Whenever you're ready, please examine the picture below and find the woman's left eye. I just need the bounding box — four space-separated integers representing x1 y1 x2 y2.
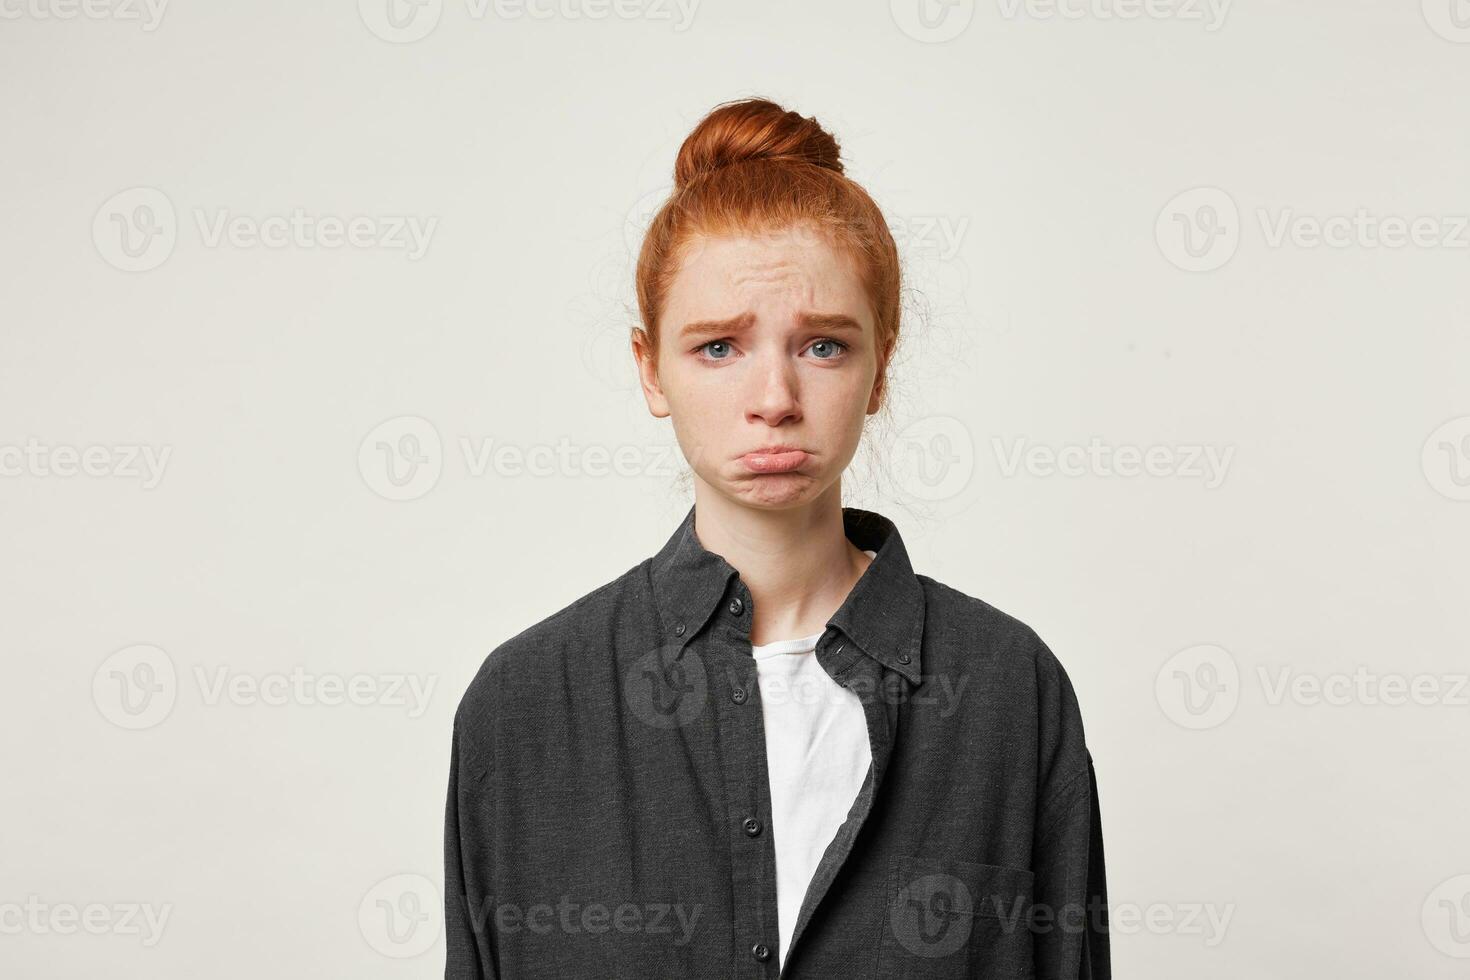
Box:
808 339 848 359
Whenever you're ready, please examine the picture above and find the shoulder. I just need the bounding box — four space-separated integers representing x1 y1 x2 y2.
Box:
917 574 1070 679
917 574 1095 794
916 574 1089 740
454 559 651 729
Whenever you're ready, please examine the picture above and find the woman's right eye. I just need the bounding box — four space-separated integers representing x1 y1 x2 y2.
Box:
697 340 734 360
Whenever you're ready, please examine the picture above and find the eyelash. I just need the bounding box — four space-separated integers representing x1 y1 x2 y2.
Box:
695 338 850 361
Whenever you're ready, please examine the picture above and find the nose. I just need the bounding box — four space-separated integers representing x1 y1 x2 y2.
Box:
744 349 800 427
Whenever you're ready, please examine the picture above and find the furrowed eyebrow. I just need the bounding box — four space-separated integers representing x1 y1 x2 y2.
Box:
679 312 756 340
678 311 863 339
798 313 864 333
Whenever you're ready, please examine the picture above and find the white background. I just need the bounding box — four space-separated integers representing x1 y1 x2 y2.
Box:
2 1 1468 976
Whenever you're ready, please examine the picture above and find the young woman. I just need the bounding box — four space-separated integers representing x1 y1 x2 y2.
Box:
444 97 1109 979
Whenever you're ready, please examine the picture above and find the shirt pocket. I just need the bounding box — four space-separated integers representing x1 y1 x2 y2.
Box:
874 854 1036 979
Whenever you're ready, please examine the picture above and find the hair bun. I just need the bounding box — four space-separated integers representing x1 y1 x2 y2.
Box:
673 97 844 189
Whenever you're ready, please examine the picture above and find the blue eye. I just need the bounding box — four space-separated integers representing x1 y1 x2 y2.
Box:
699 340 733 360
809 339 848 359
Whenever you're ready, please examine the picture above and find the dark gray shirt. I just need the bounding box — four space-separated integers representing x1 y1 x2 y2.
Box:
445 505 1109 978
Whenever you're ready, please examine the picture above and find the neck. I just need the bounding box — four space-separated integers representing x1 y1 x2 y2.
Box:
690 479 873 646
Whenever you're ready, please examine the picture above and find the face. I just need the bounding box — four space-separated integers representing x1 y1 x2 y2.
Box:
633 227 885 510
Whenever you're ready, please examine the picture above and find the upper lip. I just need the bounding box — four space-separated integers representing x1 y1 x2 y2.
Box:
745 445 804 455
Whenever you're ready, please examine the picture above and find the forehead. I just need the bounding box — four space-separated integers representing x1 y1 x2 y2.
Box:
662 231 869 326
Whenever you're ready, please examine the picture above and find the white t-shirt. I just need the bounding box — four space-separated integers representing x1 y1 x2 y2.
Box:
750 549 876 971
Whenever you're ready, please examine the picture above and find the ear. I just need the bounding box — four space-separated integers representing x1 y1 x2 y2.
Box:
631 329 671 419
866 346 889 415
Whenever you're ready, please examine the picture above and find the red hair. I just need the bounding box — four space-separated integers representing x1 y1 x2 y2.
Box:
634 97 901 401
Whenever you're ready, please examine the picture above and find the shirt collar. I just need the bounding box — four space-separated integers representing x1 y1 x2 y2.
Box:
648 503 926 684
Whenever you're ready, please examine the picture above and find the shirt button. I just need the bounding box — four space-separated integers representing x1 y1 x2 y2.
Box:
898 653 911 665
750 942 771 962
728 597 744 616
731 688 747 704
742 816 762 837
674 622 686 636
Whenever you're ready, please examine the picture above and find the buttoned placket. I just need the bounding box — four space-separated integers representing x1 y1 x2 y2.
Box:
675 573 912 978
776 634 906 977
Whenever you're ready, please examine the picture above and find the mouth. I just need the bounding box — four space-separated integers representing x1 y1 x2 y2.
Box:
738 446 811 474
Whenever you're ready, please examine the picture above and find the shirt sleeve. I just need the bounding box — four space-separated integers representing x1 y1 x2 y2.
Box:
444 717 495 979
1032 749 1111 979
